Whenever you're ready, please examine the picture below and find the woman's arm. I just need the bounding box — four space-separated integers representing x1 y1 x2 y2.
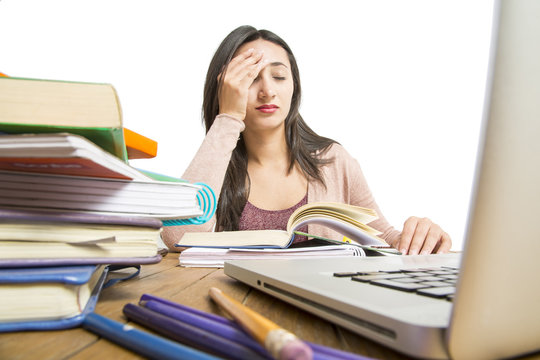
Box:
161 114 244 251
336 146 451 254
308 144 401 246
338 147 403 246
311 144 451 253
163 48 269 251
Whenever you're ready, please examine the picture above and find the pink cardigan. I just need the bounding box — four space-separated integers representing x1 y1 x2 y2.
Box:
161 114 401 251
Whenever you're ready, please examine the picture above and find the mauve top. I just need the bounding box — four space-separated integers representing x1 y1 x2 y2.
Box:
162 114 401 251
238 193 309 244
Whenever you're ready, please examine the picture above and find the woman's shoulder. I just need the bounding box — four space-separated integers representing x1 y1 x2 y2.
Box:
318 142 356 162
318 142 365 183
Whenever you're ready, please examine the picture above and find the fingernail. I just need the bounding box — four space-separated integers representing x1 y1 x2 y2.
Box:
400 249 407 255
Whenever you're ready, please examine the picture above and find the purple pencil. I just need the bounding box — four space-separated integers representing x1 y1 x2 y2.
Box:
141 299 271 357
140 293 231 325
123 303 268 360
139 294 372 360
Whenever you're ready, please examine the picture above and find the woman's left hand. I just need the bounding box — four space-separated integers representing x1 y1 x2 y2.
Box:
395 217 452 255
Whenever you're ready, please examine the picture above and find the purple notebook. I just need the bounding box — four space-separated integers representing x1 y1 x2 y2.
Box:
0 208 162 228
0 254 162 268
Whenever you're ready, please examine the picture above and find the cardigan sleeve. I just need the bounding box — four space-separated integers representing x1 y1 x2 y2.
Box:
161 114 245 251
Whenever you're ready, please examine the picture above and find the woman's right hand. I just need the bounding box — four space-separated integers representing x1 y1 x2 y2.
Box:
218 48 268 121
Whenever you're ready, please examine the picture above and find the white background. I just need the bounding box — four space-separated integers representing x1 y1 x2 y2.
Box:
0 0 495 250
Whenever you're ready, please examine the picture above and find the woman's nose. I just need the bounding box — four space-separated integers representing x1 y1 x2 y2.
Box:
258 77 276 99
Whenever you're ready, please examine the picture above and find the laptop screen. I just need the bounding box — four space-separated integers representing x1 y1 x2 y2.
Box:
448 0 540 358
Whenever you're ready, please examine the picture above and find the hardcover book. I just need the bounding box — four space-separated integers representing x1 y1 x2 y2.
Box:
0 265 108 332
0 76 127 160
124 128 158 159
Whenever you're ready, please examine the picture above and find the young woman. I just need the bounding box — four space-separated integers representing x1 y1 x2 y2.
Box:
162 25 451 255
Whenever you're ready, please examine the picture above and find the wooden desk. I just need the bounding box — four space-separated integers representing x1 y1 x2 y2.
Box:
1 255 539 360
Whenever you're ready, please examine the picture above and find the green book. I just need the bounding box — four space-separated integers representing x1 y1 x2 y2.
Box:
0 77 127 161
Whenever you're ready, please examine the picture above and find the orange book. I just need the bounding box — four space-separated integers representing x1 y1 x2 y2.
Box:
124 128 158 159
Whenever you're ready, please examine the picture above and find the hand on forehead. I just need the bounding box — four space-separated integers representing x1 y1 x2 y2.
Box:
235 39 291 70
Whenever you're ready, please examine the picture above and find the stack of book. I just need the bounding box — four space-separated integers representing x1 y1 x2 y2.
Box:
0 76 215 331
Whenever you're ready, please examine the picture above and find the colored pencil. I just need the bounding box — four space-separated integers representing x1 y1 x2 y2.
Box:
140 298 271 358
140 293 231 325
123 303 269 360
83 312 218 360
139 295 372 360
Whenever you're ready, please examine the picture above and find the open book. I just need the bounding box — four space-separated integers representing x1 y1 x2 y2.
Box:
176 202 388 249
179 238 400 268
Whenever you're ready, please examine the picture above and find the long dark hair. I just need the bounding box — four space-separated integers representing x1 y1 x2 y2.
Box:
203 25 336 231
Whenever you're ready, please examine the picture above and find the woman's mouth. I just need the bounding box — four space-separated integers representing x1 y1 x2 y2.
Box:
256 104 279 114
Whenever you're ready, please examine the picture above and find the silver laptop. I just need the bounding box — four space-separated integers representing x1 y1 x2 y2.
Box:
224 1 540 359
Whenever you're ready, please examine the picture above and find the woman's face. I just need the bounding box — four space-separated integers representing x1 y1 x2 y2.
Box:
236 39 294 132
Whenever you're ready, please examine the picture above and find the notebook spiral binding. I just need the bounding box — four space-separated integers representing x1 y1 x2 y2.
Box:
162 182 216 226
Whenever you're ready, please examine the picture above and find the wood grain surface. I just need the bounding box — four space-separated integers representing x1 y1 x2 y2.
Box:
1 255 538 360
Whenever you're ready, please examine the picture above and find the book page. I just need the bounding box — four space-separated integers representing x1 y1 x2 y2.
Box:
287 202 378 229
290 217 387 246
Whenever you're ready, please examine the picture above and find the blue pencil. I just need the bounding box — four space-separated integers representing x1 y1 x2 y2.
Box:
83 312 218 360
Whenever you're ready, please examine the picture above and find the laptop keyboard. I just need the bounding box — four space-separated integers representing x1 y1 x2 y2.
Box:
333 267 458 301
